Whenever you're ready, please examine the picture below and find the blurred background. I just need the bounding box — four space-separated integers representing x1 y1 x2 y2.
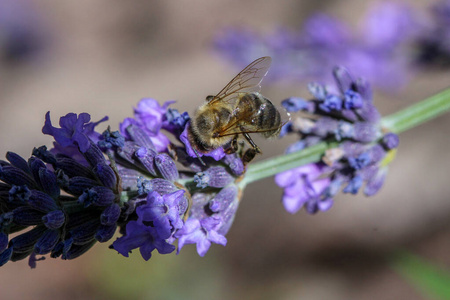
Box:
1 0 450 299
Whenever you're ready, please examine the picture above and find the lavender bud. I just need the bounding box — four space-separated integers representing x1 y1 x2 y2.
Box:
39 168 60 199
9 185 31 202
78 186 116 207
342 175 363 194
155 153 179 181
335 121 354 141
67 177 100 196
28 157 46 185
100 204 121 226
357 102 381 123
13 207 44 225
209 184 238 213
55 157 94 179
333 66 354 94
382 133 399 150
42 210 65 229
148 178 178 195
62 240 96 260
118 168 141 191
117 142 140 165
366 144 386 164
319 94 343 112
93 163 117 190
194 167 234 188
348 153 371 170
9 225 47 253
32 146 57 165
6 152 30 174
95 224 117 242
312 117 339 137
34 229 60 254
344 90 363 109
364 168 387 196
70 220 100 245
353 122 378 143
98 130 125 149
126 124 156 151
223 154 244 176
83 140 106 167
0 165 36 189
28 190 58 212
135 147 158 176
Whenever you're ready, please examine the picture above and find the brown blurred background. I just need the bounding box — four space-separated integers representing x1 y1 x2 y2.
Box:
1 0 450 299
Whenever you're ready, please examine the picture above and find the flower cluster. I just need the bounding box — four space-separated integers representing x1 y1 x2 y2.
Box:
0 62 403 267
275 67 399 214
214 1 450 90
0 113 121 267
0 98 246 267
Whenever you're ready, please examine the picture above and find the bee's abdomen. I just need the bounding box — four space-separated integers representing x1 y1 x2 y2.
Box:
238 93 281 137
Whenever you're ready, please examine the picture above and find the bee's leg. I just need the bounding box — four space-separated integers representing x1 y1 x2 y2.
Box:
243 148 258 165
242 132 262 154
225 135 239 154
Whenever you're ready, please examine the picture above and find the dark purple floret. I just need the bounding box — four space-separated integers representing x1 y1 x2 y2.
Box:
42 210 65 229
93 163 117 190
34 229 60 254
95 224 117 243
78 186 116 207
98 130 125 150
100 204 121 226
9 185 31 202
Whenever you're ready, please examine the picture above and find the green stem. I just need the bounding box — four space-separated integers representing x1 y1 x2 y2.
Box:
242 87 450 186
381 88 450 134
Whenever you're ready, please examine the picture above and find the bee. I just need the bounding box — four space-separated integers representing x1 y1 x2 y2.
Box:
188 56 283 164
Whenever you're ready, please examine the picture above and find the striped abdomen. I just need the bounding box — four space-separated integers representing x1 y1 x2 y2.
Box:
235 93 281 137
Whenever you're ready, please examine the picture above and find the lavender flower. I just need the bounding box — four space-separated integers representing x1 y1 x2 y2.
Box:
0 113 121 267
276 67 399 214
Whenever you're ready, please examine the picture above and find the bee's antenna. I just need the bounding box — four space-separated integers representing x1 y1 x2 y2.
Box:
192 147 206 166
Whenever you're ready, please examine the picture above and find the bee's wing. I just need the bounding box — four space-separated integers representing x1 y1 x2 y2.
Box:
208 56 272 105
217 101 285 137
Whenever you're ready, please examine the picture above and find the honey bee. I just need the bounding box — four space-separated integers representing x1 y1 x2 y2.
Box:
188 56 283 164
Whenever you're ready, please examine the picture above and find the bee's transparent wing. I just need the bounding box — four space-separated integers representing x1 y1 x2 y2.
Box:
208 56 272 105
